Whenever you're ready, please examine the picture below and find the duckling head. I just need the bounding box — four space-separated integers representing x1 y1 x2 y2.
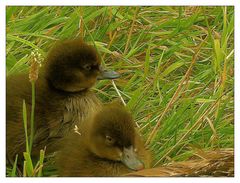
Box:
88 104 144 171
45 39 119 92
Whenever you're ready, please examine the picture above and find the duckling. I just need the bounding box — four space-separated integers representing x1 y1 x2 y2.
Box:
6 39 119 162
56 103 152 176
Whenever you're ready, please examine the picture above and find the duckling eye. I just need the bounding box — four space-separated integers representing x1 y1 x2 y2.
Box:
105 135 114 145
83 65 92 71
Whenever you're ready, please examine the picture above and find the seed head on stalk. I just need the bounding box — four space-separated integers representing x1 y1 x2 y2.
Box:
29 49 43 82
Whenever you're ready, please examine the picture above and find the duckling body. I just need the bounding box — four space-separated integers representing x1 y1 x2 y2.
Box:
56 104 152 176
7 74 101 159
6 39 118 161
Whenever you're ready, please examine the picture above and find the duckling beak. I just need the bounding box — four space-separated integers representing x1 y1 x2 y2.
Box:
97 66 120 80
121 146 145 171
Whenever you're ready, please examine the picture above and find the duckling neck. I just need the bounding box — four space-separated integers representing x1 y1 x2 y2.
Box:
63 92 102 127
80 148 132 176
45 76 89 96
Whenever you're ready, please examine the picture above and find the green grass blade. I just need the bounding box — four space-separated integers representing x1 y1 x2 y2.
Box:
144 46 151 79
23 152 34 177
29 82 35 153
22 100 29 154
10 154 18 177
37 148 46 177
161 61 185 78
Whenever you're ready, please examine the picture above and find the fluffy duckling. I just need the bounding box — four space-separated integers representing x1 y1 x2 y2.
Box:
7 39 119 161
56 103 152 176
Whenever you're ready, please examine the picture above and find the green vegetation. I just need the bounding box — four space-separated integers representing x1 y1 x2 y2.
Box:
6 6 234 176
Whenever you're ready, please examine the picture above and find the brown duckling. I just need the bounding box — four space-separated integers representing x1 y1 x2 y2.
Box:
56 103 152 176
6 39 119 162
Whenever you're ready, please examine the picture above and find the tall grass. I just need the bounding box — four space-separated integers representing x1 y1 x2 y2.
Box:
6 6 234 175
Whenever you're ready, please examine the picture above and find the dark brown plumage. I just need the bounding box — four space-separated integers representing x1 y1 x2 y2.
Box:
6 39 119 162
56 103 152 177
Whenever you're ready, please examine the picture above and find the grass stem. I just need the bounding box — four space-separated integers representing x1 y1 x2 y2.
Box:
29 81 35 153
22 100 29 154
